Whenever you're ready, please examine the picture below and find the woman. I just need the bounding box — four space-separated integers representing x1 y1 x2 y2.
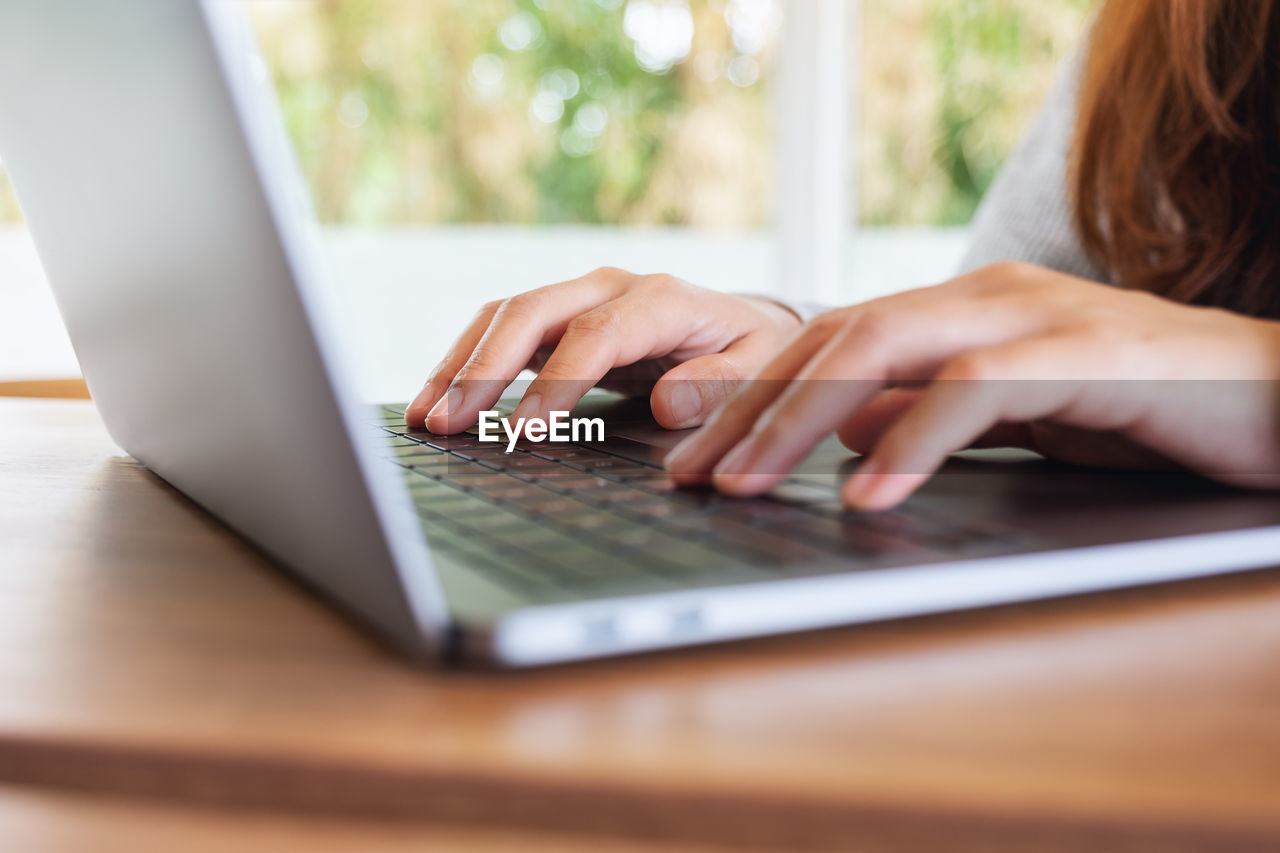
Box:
406 0 1280 511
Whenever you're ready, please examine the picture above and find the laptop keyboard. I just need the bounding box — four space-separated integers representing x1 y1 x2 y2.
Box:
370 407 1023 600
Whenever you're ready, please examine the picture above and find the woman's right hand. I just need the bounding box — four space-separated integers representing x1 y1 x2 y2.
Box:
405 267 802 434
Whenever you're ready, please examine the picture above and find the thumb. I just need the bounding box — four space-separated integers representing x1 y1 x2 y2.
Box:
651 341 769 430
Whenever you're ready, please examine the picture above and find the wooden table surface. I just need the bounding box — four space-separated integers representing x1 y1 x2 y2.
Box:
2 398 1279 851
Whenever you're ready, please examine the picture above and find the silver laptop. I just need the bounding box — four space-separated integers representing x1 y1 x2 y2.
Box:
3 0 1280 668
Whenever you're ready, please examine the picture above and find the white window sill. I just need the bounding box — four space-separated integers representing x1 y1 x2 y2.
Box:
0 224 968 400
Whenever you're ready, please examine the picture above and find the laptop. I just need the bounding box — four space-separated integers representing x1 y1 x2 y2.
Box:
3 0 1280 668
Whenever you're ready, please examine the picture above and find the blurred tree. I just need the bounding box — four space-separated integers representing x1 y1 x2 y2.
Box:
0 0 1090 228
252 0 778 227
859 0 1091 225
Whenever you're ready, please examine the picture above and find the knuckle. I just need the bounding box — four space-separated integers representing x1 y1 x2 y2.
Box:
850 310 898 350
497 290 545 320
639 272 684 296
982 260 1041 289
566 309 620 339
699 355 750 384
943 351 1001 382
457 347 504 380
587 265 629 285
535 360 587 383
804 310 848 338
988 260 1033 278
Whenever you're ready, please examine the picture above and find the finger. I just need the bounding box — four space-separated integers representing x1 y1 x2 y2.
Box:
425 271 627 434
406 301 499 426
708 321 887 495
835 388 921 453
1021 423 1178 470
706 292 1067 496
704 303 974 495
509 288 705 422
843 338 1094 511
668 281 1064 488
836 388 1037 453
649 333 781 430
664 323 833 485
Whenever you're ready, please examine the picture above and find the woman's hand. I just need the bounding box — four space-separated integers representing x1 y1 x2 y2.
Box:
665 262 1280 510
405 267 802 433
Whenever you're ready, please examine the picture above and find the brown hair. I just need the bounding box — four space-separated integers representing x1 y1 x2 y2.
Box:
1073 0 1280 317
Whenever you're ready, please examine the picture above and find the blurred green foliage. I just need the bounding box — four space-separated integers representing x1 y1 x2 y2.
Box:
251 0 774 227
860 0 1091 225
0 0 1092 228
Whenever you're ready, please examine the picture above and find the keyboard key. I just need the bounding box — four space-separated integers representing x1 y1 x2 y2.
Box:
503 454 560 470
526 496 594 516
781 516 922 557
585 436 667 467
529 468 602 483
383 429 1037 602
561 475 626 495
389 443 442 457
717 499 809 527
770 480 840 505
552 508 634 534
529 447 602 462
615 499 705 522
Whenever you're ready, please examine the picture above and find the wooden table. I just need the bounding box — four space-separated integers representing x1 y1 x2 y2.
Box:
2 398 1279 851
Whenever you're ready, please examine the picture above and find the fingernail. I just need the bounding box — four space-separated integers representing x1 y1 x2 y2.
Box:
427 386 463 424
667 383 703 428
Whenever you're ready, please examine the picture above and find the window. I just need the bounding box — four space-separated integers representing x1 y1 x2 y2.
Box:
0 0 1092 393
249 0 782 228
858 0 1092 227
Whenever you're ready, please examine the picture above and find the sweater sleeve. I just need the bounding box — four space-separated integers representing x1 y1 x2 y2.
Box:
957 46 1109 283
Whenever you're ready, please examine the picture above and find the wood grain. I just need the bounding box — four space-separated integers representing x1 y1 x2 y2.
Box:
1 399 1279 850
0 378 89 399
0 787 729 853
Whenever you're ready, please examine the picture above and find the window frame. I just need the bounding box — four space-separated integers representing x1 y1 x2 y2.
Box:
775 0 854 304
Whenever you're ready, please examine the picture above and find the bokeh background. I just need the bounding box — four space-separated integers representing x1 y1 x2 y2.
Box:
0 0 1093 397
0 0 1091 229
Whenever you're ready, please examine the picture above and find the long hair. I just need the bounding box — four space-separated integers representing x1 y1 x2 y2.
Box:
1073 0 1280 316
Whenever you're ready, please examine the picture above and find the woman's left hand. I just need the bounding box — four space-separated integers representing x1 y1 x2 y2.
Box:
665 262 1280 510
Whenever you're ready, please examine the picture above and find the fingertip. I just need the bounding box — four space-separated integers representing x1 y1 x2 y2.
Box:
424 387 470 434
405 383 438 424
666 468 713 487
845 489 905 514
405 400 432 428
711 471 780 497
509 391 543 424
842 470 923 513
664 431 710 477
